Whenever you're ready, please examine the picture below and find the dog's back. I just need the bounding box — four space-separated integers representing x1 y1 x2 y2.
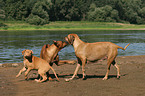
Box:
40 44 50 59
32 56 51 69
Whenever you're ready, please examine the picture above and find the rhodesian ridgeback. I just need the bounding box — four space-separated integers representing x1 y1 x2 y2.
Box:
16 49 59 83
40 40 68 66
65 34 130 81
40 40 68 80
40 40 76 66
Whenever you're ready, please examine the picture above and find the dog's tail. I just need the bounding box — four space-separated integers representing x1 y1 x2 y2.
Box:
50 66 59 81
117 43 130 50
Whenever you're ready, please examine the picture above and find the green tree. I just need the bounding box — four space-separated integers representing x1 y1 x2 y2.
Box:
4 0 28 20
26 0 52 25
50 0 80 21
137 7 145 24
0 9 5 19
138 7 145 18
74 0 92 20
116 0 143 24
1 0 145 24
0 0 6 27
87 4 119 22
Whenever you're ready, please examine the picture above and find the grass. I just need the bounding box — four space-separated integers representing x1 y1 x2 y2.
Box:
0 20 145 31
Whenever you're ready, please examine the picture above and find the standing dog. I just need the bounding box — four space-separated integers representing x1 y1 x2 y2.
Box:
16 49 59 83
65 34 130 81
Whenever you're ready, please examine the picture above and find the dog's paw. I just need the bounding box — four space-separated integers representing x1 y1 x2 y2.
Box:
65 78 70 82
102 77 108 80
48 77 53 81
25 77 28 80
35 79 40 82
117 75 120 79
82 76 87 80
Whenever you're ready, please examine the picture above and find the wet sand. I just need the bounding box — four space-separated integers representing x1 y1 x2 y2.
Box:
0 55 145 96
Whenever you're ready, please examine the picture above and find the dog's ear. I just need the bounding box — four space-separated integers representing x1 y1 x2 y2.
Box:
53 40 59 47
22 49 26 55
53 40 57 44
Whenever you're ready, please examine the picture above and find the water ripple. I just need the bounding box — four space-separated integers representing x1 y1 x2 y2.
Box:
0 30 145 63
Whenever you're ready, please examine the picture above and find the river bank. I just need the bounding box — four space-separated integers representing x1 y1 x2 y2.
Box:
0 55 145 96
1 21 145 31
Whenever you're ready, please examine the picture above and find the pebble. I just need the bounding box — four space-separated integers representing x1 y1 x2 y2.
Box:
0 63 19 67
12 63 19 67
0 64 3 67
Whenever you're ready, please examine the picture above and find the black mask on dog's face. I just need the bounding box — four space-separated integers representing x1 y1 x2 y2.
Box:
53 40 68 50
22 49 33 62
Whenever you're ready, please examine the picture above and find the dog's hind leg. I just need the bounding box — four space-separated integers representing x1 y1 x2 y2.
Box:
46 72 53 81
39 74 47 83
36 70 47 83
113 61 120 79
103 56 116 80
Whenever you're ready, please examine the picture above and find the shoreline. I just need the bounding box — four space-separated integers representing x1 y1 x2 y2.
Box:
1 55 145 67
0 21 145 31
0 28 145 31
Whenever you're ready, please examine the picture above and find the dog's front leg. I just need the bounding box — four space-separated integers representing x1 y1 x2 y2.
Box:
16 67 26 78
82 59 87 80
24 68 31 80
65 64 80 82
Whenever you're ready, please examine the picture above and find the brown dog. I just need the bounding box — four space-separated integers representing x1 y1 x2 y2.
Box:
65 34 130 81
16 49 59 83
40 40 69 80
40 40 68 66
40 40 76 66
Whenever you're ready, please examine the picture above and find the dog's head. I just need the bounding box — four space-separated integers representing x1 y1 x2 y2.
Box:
22 49 33 58
53 40 68 50
64 34 75 45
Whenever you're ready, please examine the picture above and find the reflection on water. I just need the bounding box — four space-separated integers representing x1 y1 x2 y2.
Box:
0 30 145 63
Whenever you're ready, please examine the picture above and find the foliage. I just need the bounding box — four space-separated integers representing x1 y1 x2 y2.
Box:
1 0 145 24
50 0 90 21
87 4 119 22
116 0 144 24
0 9 5 19
26 0 51 25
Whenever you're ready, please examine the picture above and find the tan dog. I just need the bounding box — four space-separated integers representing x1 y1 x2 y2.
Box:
65 34 130 81
40 40 68 80
40 40 68 66
16 49 59 83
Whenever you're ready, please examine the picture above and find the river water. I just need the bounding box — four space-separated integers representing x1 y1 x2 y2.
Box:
0 30 145 64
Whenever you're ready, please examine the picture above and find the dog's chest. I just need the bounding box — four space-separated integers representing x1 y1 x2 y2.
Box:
23 59 34 68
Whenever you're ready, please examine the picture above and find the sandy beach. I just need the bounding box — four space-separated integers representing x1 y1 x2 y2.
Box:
0 55 145 96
